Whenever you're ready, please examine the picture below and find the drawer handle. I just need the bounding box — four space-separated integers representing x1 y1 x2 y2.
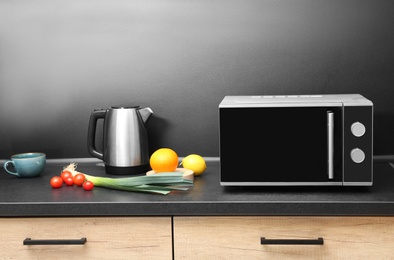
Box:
23 237 87 245
261 237 324 245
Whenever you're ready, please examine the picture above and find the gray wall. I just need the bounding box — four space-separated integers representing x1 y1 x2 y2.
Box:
1 0 394 159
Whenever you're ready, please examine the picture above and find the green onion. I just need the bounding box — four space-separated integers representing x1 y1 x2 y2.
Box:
63 163 193 195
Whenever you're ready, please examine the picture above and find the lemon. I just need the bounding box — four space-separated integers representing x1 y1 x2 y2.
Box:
180 154 207 176
150 148 179 173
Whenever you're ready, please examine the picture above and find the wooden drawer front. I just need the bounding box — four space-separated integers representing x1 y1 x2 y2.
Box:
0 217 172 260
174 216 394 260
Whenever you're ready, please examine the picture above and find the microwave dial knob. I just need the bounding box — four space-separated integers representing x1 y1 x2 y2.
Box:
351 122 366 137
351 148 365 163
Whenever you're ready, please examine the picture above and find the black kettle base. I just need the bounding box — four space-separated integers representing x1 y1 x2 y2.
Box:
105 164 150 175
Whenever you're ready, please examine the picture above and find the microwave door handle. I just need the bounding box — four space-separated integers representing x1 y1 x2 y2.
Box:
327 111 334 180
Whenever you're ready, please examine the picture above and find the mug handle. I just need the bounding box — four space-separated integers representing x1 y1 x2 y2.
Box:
3 161 19 177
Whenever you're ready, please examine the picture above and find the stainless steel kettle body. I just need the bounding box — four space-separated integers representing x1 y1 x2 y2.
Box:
87 106 153 175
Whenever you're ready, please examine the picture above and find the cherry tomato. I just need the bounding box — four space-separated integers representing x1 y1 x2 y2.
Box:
82 181 94 191
64 177 74 186
60 170 73 182
73 174 86 186
50 176 63 189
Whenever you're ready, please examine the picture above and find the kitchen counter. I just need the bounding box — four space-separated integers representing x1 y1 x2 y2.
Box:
1 160 394 216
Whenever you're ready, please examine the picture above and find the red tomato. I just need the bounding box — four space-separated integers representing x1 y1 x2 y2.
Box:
82 181 94 191
73 174 86 186
50 176 63 189
64 177 74 186
60 170 73 182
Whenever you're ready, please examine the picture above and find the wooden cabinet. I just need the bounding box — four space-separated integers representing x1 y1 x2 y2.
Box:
0 217 172 260
3 216 394 259
173 216 394 259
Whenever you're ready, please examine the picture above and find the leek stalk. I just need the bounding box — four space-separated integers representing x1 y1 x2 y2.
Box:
63 163 193 195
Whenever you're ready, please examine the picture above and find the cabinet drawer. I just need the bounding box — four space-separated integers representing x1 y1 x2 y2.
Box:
0 217 172 260
174 216 394 260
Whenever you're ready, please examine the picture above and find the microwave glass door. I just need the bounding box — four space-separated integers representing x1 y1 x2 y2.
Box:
219 106 343 184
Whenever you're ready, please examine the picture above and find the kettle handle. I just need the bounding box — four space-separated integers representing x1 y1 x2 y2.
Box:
87 109 106 160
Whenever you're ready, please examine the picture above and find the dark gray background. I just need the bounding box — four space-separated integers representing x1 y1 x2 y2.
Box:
1 0 393 159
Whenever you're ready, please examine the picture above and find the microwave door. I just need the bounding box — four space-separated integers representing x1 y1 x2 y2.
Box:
219 107 343 185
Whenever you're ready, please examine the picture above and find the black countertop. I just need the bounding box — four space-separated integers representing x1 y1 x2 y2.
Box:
1 160 394 217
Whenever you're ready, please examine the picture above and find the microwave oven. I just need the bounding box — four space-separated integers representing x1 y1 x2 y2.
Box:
219 94 373 186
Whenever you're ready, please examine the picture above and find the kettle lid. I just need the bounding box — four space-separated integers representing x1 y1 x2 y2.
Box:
110 106 140 109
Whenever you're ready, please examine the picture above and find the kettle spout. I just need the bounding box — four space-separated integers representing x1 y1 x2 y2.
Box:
139 107 153 123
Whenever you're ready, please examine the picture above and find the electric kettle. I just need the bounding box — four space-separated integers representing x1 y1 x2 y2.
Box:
87 106 153 175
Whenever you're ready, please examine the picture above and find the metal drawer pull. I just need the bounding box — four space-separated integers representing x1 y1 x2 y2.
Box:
261 237 324 245
23 237 87 245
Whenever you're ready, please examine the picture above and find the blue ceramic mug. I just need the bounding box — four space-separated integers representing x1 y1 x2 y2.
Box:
3 152 46 178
